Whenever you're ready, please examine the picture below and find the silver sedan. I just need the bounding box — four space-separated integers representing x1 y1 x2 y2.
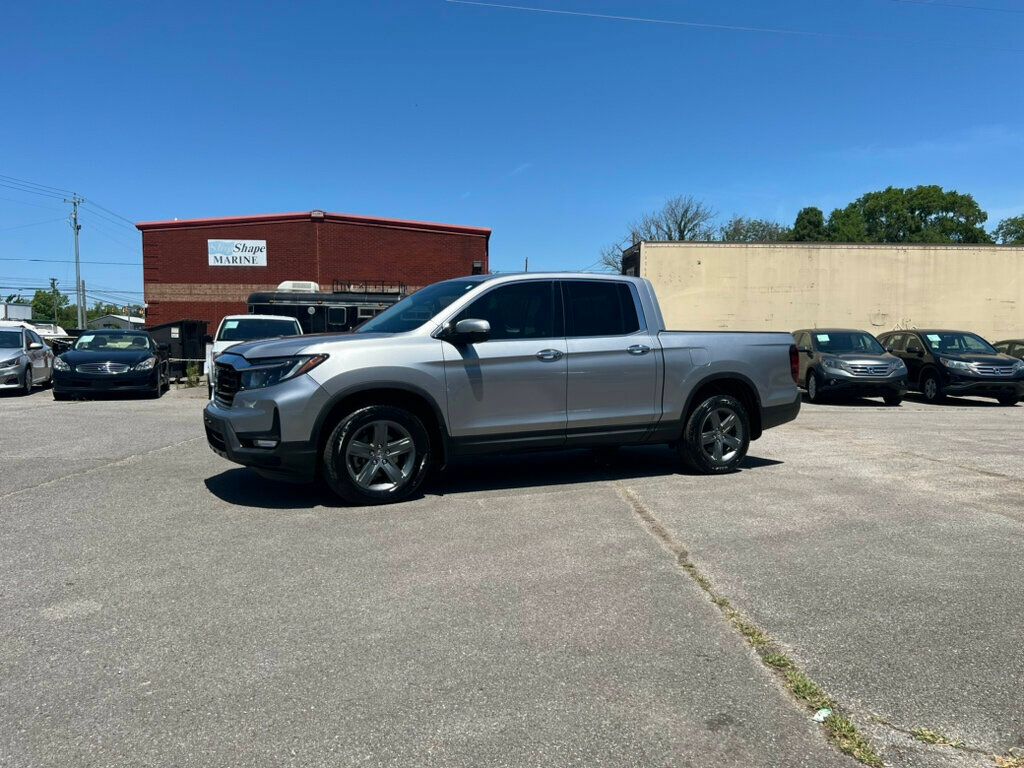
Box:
0 325 54 395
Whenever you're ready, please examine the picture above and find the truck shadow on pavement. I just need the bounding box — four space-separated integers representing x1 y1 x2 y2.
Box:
204 447 782 509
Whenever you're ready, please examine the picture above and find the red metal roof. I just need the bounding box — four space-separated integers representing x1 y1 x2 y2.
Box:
135 210 491 238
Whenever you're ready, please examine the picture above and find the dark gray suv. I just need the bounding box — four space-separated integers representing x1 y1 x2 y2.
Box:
793 328 907 405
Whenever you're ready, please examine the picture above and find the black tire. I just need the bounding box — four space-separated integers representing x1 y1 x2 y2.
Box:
147 375 162 399
997 395 1018 407
883 394 903 406
53 391 69 401
805 369 823 403
19 367 32 396
920 369 944 403
322 405 432 505
680 394 750 475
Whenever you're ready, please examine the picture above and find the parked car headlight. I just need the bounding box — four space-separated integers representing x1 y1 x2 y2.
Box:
239 354 328 391
53 357 71 371
1013 360 1024 374
821 357 848 372
940 358 973 372
1 356 20 367
134 357 157 371
889 359 907 372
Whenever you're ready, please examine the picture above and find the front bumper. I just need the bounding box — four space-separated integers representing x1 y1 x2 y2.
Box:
942 376 1024 398
0 363 27 389
203 375 330 483
53 369 157 393
817 372 907 397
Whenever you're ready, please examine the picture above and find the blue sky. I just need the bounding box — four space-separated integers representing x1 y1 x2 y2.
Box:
1 0 1022 306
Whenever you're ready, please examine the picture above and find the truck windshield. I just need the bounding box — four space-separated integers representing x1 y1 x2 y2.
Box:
813 332 885 354
218 318 301 342
356 280 481 334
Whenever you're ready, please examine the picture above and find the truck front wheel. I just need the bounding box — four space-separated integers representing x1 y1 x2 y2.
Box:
681 395 750 474
322 405 432 505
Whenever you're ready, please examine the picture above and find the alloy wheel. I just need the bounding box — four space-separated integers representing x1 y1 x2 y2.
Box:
924 377 938 400
700 407 744 466
345 420 417 492
807 374 817 401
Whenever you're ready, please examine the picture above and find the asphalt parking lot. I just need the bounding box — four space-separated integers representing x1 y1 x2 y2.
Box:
1 387 1022 767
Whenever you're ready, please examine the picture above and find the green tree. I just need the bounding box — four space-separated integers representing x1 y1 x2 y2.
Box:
993 215 1024 245
718 216 791 243
826 207 868 242
32 287 71 325
831 185 991 244
792 207 827 242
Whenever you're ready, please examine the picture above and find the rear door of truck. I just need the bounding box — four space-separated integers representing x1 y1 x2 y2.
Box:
561 279 660 439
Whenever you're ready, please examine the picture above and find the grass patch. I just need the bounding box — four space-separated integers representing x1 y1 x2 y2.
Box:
994 754 1024 768
910 727 964 748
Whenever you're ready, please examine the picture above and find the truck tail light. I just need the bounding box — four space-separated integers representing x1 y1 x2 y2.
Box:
789 344 799 384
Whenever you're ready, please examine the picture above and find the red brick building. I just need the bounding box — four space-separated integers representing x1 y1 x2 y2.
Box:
137 210 490 331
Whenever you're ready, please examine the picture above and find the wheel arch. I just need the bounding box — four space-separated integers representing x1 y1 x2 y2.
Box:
313 382 450 468
679 372 763 441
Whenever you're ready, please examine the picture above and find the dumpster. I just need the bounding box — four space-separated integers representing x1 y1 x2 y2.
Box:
145 320 209 380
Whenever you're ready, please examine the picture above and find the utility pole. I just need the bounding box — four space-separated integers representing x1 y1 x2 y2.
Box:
65 194 85 329
49 277 60 328
524 257 529 273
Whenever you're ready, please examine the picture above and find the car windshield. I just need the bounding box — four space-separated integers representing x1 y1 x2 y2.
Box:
217 318 301 342
74 332 152 351
922 332 996 354
355 279 483 334
813 331 885 354
0 329 23 348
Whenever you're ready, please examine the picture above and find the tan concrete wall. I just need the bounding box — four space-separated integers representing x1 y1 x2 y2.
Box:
638 242 1024 341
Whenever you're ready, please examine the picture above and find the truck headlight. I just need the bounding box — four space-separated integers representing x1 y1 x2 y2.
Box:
53 357 71 371
134 357 157 371
240 354 328 391
940 358 973 372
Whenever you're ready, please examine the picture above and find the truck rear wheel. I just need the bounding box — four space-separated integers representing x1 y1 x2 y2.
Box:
681 395 750 474
322 405 432 506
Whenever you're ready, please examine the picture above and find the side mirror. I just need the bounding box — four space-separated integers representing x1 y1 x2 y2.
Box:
28 342 44 350
445 318 491 344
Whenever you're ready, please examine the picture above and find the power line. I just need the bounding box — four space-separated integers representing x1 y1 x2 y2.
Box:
87 200 137 228
445 0 1024 53
0 194 65 212
0 180 67 200
0 217 66 233
0 174 74 196
888 0 1024 14
0 257 141 266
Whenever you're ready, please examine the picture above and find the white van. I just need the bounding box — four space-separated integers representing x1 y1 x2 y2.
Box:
206 314 303 398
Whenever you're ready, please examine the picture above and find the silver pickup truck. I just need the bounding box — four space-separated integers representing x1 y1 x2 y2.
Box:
204 273 800 505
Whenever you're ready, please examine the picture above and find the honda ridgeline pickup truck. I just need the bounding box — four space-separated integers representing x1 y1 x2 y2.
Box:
204 273 801 505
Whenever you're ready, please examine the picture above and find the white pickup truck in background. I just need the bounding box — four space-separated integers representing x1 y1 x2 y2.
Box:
205 314 303 398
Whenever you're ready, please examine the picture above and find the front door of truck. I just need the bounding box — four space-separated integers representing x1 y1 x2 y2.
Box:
561 279 659 439
442 280 567 446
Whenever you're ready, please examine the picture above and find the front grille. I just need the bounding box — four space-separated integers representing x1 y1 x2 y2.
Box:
77 361 131 374
973 365 1016 376
214 362 241 406
849 364 889 377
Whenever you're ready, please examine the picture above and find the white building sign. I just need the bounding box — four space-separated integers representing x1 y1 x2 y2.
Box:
208 239 267 267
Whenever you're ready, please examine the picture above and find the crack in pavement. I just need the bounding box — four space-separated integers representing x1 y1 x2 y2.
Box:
0 436 204 501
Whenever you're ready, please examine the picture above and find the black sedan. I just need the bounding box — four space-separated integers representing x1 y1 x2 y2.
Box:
53 330 170 399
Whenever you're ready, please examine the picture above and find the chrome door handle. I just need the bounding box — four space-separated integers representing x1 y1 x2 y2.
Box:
536 349 564 361
627 344 651 355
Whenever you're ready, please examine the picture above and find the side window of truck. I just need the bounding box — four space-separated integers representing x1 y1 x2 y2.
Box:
455 281 555 340
563 281 640 337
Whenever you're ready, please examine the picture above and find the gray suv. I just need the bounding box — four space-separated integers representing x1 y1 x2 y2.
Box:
793 328 907 405
204 273 800 505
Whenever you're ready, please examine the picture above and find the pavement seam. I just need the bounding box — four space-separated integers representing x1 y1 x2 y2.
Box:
0 436 204 501
615 481 883 767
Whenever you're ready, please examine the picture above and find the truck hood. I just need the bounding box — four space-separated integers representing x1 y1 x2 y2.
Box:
226 332 394 359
